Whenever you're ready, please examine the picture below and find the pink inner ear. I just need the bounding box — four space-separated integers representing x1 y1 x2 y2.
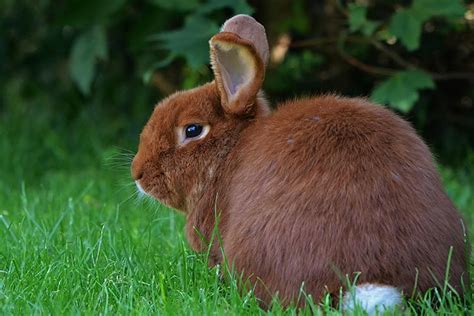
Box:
215 45 252 99
221 15 269 66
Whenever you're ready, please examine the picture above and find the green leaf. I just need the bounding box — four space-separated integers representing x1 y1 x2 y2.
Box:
149 0 254 68
347 4 380 36
151 16 219 69
142 55 175 84
57 0 126 27
412 0 465 18
389 9 423 51
196 0 254 15
389 0 465 51
69 26 108 95
348 4 366 32
148 0 199 11
371 70 435 113
362 21 380 36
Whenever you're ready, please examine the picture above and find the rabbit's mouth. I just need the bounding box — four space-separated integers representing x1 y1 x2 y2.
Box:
136 179 168 204
135 180 148 196
137 177 184 210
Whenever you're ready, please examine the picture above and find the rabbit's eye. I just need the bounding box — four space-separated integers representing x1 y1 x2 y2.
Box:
177 123 210 146
185 124 203 138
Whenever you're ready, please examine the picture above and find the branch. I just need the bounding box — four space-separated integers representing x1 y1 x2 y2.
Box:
368 39 416 69
430 72 474 81
293 34 474 81
337 47 397 76
290 37 338 48
337 33 398 76
151 72 177 95
367 40 474 80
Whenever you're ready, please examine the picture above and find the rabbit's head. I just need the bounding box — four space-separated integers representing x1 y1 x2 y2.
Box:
131 15 270 211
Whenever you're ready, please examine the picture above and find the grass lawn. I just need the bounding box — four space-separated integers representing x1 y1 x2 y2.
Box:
0 109 473 315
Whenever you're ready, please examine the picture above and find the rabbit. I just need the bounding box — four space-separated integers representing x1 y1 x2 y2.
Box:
131 14 469 311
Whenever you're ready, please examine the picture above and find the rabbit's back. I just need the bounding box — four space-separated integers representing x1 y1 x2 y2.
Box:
221 96 467 302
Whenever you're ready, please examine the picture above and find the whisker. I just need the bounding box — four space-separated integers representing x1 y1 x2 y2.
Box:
118 189 141 207
103 148 135 170
112 146 136 154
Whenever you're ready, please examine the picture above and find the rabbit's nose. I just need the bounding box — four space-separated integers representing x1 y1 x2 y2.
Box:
131 157 144 180
133 170 144 181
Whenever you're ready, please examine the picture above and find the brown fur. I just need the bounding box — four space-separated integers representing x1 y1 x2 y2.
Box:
132 15 469 306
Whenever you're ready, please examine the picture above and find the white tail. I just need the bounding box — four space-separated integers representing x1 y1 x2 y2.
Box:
343 284 403 315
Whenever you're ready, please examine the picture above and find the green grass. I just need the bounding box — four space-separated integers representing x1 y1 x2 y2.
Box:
0 109 473 314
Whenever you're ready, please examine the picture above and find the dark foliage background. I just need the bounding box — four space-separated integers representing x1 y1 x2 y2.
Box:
1 0 473 174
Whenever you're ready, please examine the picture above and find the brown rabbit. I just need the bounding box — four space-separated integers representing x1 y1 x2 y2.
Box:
131 15 469 312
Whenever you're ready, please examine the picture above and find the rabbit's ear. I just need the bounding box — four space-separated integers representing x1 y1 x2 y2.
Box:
210 15 269 115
